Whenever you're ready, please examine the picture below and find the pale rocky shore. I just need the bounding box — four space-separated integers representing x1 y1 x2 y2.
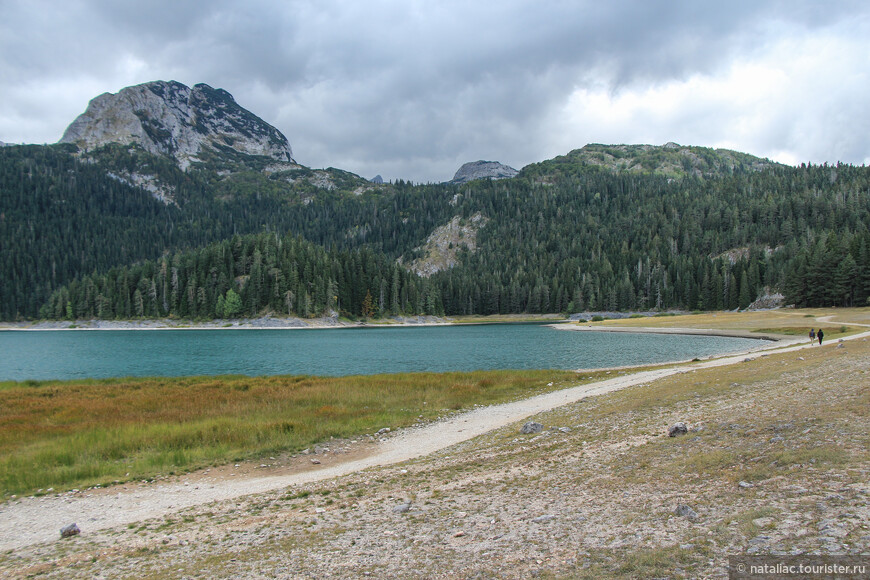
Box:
0 314 452 331
2 329 868 578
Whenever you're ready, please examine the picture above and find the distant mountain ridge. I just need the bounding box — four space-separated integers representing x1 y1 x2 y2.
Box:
450 160 518 184
520 142 782 183
59 81 295 170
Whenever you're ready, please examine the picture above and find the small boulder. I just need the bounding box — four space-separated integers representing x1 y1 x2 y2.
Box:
675 504 698 521
521 422 544 434
392 503 411 514
60 523 80 538
668 422 688 437
376 427 391 436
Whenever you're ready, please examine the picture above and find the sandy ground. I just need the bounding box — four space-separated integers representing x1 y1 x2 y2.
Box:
0 328 833 553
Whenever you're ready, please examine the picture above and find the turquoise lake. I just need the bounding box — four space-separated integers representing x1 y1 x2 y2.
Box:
0 324 765 382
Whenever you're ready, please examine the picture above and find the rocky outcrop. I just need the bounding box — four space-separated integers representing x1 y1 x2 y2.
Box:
370 175 384 184
59 81 294 170
449 160 518 184
748 288 784 310
403 213 488 277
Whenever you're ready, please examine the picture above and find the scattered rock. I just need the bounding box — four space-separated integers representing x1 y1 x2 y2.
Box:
738 481 755 489
521 422 544 434
532 514 556 524
668 422 688 437
675 504 698 521
310 458 321 465
60 523 80 538
376 428 391 436
558 427 572 433
453 530 466 538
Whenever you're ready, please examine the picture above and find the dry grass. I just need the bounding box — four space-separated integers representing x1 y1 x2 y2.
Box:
582 306 870 336
0 370 581 497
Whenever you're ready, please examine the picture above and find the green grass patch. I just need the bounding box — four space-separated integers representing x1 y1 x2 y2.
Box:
0 369 579 496
751 325 853 337
751 327 812 336
683 449 737 473
569 545 704 579
770 446 850 467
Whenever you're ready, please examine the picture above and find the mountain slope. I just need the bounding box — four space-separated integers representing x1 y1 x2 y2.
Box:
3 83 869 321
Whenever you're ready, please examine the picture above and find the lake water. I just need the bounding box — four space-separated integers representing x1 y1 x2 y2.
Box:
0 324 765 382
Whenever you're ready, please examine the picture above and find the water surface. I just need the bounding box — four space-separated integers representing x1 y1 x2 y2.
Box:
0 324 764 381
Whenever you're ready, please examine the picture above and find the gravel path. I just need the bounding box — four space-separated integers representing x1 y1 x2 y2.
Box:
2 329 862 553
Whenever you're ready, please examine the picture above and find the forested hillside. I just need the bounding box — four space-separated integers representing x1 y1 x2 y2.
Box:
432 162 870 314
0 144 452 319
2 142 869 321
40 233 442 320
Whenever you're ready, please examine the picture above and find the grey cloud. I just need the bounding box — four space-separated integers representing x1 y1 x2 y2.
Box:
1 0 868 180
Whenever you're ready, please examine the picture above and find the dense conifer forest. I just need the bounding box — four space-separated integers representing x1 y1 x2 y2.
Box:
39 234 442 320
2 143 869 321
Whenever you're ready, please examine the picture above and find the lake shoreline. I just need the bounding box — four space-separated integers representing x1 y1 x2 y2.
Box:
0 314 788 342
0 314 455 331
548 322 791 342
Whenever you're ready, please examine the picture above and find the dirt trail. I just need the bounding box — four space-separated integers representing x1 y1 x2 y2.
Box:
2 329 865 553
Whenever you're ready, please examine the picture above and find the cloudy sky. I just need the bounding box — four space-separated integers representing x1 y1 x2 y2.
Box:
1 0 868 182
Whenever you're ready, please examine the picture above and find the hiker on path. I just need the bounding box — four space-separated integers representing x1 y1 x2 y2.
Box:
809 328 816 344
818 328 824 345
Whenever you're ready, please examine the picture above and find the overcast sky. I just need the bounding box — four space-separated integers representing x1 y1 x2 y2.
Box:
1 1 868 182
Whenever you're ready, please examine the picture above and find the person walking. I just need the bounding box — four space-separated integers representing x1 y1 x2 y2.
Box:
809 328 816 344
817 328 824 345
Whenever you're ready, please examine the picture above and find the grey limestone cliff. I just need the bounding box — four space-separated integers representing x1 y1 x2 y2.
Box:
59 81 294 170
449 160 518 184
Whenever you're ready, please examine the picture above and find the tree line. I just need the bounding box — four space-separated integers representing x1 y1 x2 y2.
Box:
40 233 443 320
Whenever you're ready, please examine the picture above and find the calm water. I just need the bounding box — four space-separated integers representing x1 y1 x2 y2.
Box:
0 324 764 382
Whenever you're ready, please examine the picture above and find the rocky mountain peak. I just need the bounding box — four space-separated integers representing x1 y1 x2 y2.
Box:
59 80 295 170
449 160 518 184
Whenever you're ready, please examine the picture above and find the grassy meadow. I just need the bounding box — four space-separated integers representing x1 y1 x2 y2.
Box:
0 369 580 497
